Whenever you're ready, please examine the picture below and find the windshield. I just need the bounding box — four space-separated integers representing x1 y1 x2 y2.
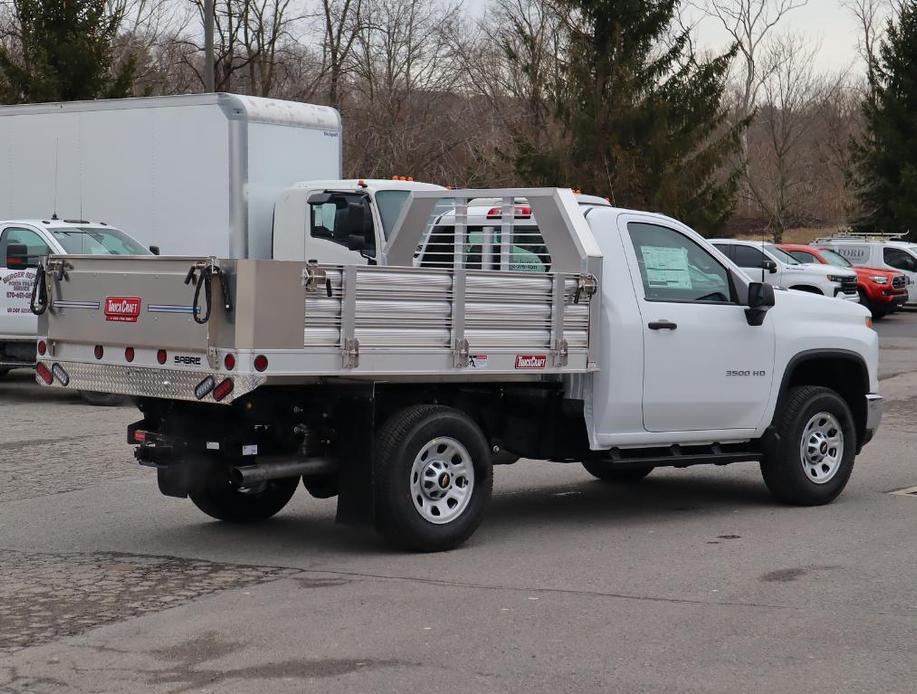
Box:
51 227 151 255
375 190 411 240
816 248 852 267
765 244 800 265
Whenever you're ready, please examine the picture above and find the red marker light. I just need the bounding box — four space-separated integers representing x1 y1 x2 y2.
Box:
94 345 104 360
133 430 147 443
253 354 268 372
125 347 135 362
157 349 167 365
223 353 236 371
37 340 47 356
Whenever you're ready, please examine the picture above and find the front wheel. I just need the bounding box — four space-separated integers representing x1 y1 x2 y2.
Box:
190 474 299 522
374 405 493 552
760 385 856 506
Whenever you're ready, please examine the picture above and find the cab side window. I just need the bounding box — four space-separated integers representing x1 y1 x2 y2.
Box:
0 227 50 269
732 245 767 269
789 250 818 263
309 193 375 256
884 248 917 272
628 223 733 303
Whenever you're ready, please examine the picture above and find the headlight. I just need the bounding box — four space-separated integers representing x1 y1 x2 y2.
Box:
827 275 847 282
870 275 889 284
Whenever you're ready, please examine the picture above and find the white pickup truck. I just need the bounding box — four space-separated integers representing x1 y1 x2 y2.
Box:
0 219 152 394
33 189 881 551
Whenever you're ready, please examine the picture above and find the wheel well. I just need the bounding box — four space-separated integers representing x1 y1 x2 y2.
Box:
789 285 824 295
783 355 867 448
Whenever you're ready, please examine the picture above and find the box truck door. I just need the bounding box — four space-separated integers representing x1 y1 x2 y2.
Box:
0 226 47 339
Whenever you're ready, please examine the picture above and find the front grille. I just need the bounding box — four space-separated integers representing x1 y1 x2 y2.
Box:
840 276 858 292
893 275 906 289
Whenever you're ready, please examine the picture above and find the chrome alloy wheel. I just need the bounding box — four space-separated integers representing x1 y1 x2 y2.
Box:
800 411 845 484
410 437 475 524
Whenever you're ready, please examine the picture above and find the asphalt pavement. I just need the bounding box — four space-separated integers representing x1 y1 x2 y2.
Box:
1 314 916 693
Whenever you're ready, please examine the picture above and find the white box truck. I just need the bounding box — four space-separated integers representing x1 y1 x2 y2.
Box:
0 93 343 259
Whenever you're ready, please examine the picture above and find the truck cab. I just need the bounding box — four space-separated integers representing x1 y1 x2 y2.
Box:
271 179 446 264
711 239 859 300
0 219 151 374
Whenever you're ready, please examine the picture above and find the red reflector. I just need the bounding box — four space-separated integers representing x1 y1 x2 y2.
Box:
133 430 147 443
94 345 104 360
224 353 236 370
37 340 47 356
35 362 53 384
212 378 234 401
254 354 268 372
125 347 135 362
157 349 167 365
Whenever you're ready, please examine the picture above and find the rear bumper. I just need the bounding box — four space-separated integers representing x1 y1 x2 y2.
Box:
862 393 882 447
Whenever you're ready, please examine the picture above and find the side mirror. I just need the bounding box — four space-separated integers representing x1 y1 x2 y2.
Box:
6 243 37 269
763 260 778 273
346 234 366 252
745 282 775 326
149 245 160 255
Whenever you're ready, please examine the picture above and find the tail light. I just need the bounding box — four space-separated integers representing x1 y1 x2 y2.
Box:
51 363 69 386
37 340 47 356
157 349 167 365
36 362 53 384
94 345 104 360
125 347 135 362
223 353 236 370
254 354 268 372
486 206 532 219
212 378 234 401
133 430 147 443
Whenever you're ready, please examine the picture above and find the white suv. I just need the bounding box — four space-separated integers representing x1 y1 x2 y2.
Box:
710 239 859 301
816 238 917 304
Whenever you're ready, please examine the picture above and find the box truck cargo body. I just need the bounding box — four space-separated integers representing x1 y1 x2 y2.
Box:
0 93 342 259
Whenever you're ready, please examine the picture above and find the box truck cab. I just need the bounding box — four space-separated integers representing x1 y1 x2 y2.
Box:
711 239 859 300
271 179 446 264
0 219 151 375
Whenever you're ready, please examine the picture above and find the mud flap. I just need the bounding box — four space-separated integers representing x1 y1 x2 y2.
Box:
334 385 376 526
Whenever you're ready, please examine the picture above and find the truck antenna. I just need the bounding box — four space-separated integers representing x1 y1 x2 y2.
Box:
52 138 59 220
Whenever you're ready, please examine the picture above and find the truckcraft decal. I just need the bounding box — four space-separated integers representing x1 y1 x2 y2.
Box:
515 354 547 369
51 300 101 310
147 304 197 315
105 297 142 322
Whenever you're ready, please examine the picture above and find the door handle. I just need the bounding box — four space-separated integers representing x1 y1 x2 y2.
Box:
648 320 677 330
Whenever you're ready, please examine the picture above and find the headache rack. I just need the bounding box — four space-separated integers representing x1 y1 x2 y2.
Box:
35 188 603 404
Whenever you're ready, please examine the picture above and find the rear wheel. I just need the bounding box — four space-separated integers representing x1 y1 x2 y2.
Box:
761 385 856 505
80 390 129 406
190 474 299 522
374 405 493 552
582 461 654 483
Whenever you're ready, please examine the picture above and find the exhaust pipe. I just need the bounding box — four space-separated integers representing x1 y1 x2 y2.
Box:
232 457 336 486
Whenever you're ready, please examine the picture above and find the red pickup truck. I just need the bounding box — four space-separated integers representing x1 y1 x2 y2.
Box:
781 244 908 319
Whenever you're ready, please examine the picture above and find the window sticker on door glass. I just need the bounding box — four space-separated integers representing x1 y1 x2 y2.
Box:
641 246 692 289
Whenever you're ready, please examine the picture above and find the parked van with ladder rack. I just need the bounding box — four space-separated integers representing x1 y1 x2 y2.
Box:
32 189 881 551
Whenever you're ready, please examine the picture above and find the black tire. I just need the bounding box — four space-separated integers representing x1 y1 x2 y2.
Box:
760 385 856 506
190 474 299 522
374 405 493 552
582 460 654 483
302 473 339 499
0 368 9 380
80 390 128 406
859 290 885 319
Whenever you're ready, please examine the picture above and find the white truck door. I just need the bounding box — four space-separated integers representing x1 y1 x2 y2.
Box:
0 225 50 339
303 190 373 265
622 219 776 432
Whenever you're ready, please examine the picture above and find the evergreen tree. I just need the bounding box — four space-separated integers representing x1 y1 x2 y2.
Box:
0 0 135 104
511 0 742 234
850 1 917 236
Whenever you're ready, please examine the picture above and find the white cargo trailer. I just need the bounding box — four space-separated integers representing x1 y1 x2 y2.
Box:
0 93 342 259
